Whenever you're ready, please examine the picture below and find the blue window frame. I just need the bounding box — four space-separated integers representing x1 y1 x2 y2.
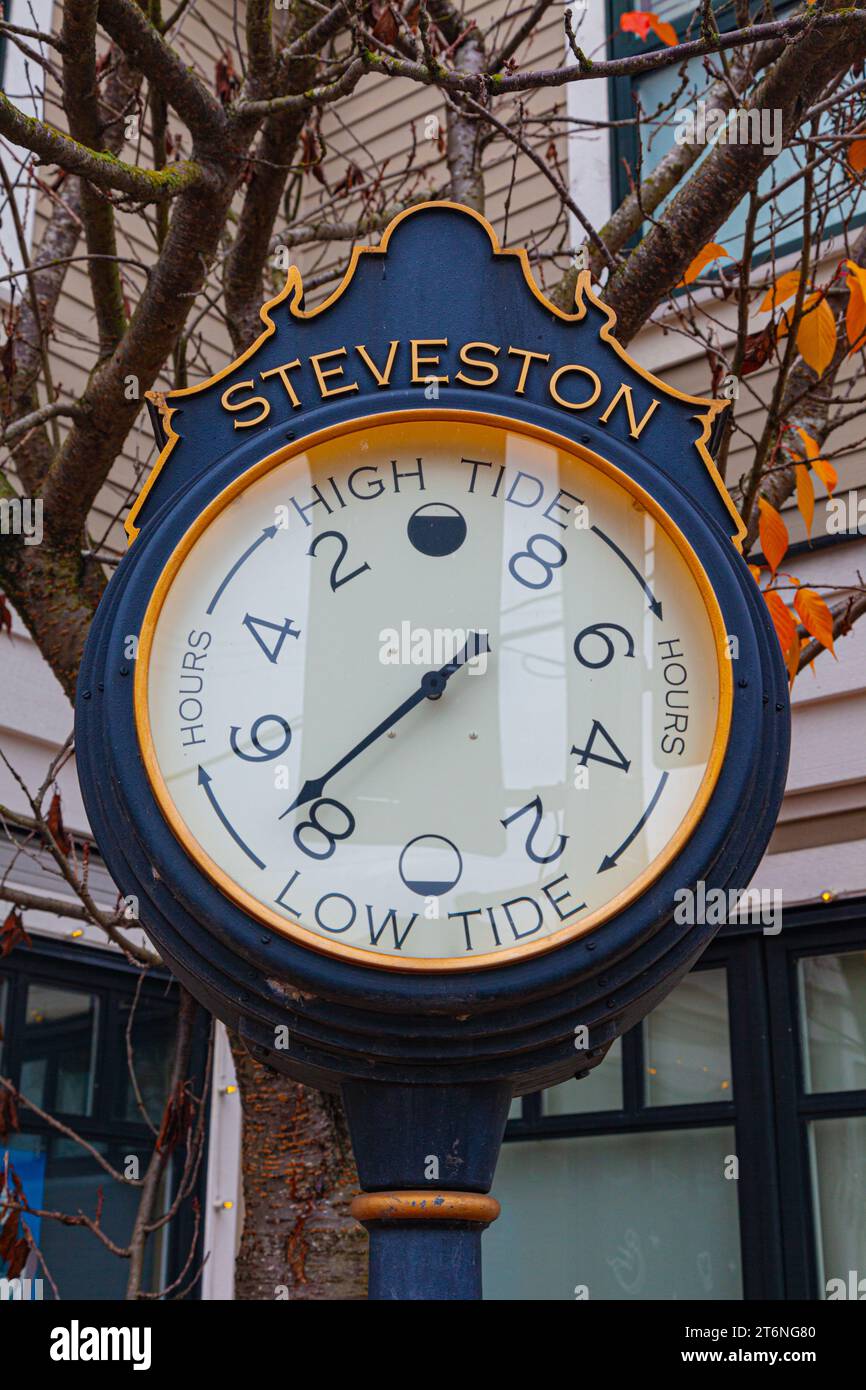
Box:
605 0 866 269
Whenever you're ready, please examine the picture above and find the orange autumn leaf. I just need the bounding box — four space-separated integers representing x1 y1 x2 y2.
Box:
679 242 730 286
796 294 837 376
620 11 654 39
811 455 838 495
648 14 678 45
795 464 815 536
764 589 797 653
776 311 790 343
46 788 72 857
848 139 866 175
619 11 678 45
0 906 31 959
795 426 819 461
795 427 839 496
794 587 835 654
784 630 801 686
845 260 866 351
759 269 801 313
758 497 789 574
748 564 762 584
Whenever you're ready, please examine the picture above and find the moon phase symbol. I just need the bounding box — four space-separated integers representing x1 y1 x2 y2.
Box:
399 834 463 897
407 503 467 557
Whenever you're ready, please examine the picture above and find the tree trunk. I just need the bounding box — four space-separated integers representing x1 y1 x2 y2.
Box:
229 1038 367 1300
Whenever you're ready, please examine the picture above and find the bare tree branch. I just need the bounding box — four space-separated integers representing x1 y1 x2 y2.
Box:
0 91 203 201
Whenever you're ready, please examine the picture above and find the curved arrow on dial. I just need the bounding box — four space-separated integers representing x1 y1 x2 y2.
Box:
207 524 279 615
198 765 266 868
590 525 663 619
597 771 669 872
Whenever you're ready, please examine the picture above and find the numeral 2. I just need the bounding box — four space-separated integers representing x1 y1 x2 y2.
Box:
309 530 371 590
501 796 568 864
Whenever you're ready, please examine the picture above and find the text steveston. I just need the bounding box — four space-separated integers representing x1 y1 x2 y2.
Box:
219 337 663 443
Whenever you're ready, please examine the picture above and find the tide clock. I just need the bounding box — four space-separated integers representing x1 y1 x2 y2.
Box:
136 413 730 974
76 205 788 1297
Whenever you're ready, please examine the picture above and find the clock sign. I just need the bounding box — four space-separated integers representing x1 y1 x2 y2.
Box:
76 204 789 1296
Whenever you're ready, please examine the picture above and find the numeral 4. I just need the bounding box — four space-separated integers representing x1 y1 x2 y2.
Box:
243 614 300 663
571 720 630 773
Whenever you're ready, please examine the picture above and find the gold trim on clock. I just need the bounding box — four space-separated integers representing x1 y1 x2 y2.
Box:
130 200 742 549
134 410 734 974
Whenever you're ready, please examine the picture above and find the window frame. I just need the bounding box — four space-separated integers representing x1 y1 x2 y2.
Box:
765 903 866 1299
604 0 866 273
0 932 210 1299
501 896 866 1300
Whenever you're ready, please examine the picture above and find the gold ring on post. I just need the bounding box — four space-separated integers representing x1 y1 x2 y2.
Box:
350 1191 501 1224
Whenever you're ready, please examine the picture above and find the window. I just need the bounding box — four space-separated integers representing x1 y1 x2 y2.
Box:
485 900 866 1299
486 949 750 1301
20 984 100 1116
768 918 866 1299
0 935 207 1300
644 967 732 1106
606 0 866 267
798 950 866 1094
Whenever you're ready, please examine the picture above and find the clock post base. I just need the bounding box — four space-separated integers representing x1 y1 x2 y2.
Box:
342 1080 511 1301
349 1192 501 1300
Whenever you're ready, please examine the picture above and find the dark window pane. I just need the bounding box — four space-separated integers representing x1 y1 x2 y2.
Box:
543 1037 623 1115
799 951 866 1094
115 995 176 1123
486 1127 741 1300
21 985 99 1116
810 1116 866 1298
1 1134 166 1299
643 968 733 1106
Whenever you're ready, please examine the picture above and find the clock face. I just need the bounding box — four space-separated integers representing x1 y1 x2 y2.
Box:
136 414 731 971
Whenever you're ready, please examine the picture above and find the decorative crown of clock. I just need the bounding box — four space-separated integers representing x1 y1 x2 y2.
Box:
76 203 789 1101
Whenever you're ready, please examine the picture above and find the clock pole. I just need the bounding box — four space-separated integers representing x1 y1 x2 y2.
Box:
342 1079 511 1299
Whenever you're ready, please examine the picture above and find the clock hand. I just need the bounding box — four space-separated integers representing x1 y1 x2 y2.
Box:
281 630 490 816
428 630 491 694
